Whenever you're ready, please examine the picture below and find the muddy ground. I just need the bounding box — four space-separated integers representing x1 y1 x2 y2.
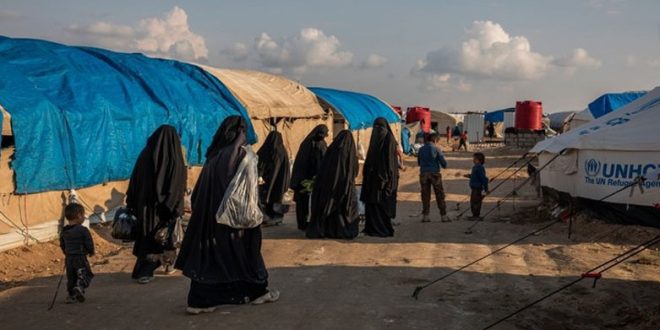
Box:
1 146 659 330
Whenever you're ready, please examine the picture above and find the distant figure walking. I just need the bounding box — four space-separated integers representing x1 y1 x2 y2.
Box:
257 131 290 226
458 130 469 151
417 133 450 223
361 118 400 237
175 116 278 315
306 130 360 239
127 125 186 284
290 125 329 231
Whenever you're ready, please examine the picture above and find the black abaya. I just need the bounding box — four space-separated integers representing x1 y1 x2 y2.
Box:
257 131 290 221
126 125 186 278
361 118 399 237
175 116 269 308
290 125 328 230
306 130 359 239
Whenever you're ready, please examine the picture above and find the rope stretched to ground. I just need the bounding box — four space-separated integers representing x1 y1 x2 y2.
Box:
411 218 561 299
482 235 660 330
47 265 66 310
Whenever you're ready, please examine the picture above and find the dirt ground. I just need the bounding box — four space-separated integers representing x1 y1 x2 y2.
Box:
1 146 659 330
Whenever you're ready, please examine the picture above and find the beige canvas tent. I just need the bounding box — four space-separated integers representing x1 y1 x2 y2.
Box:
430 110 457 133
198 66 333 157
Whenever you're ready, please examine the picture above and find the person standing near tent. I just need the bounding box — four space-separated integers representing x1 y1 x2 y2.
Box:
361 118 400 237
446 126 452 143
175 116 278 314
290 125 329 231
463 152 489 220
417 133 450 223
257 131 290 226
306 130 360 239
126 125 186 284
459 131 469 151
487 122 495 139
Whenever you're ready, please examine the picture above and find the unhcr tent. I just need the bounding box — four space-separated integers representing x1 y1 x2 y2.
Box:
566 91 647 130
0 36 256 249
548 111 576 132
199 67 332 157
532 87 660 226
309 87 401 156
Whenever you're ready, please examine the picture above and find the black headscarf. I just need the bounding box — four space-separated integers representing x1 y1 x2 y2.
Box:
206 116 247 160
257 131 290 205
290 125 328 190
360 118 399 211
175 116 268 284
126 125 186 239
306 130 359 239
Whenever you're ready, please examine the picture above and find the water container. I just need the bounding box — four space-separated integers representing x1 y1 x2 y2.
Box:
515 101 543 130
406 106 432 133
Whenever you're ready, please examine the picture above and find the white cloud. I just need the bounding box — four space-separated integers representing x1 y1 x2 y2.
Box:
413 20 601 91
554 48 602 74
254 28 353 76
625 55 637 67
360 54 388 69
65 6 208 61
221 42 249 62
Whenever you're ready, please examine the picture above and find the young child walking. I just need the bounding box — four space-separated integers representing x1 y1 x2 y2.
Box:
464 152 489 220
417 133 450 223
59 203 95 303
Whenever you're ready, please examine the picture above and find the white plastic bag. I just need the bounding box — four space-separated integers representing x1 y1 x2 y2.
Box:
216 146 264 229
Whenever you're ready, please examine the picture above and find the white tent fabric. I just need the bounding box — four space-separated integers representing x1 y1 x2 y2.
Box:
533 87 660 207
532 87 660 154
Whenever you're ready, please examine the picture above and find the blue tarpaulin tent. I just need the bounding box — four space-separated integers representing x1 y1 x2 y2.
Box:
0 36 255 193
308 87 399 130
587 91 647 118
484 108 514 123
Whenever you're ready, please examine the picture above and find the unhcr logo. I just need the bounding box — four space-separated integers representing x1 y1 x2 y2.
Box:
585 159 601 177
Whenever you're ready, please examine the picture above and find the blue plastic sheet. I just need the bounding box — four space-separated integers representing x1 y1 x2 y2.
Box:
587 92 647 119
484 107 514 123
0 36 255 193
309 87 399 130
401 127 411 154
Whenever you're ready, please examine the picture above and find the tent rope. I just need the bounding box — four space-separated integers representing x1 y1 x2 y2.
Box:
482 235 660 330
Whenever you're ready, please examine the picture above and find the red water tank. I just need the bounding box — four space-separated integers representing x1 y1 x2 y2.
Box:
392 106 403 116
515 101 543 130
406 106 431 133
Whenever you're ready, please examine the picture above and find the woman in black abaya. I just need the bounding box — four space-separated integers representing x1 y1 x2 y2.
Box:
257 131 290 225
290 125 329 230
361 118 400 237
306 130 359 239
175 116 278 314
127 125 186 283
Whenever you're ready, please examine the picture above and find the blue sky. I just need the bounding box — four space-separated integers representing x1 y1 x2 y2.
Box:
1 0 658 112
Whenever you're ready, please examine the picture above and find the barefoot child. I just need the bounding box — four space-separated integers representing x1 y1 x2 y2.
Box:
464 153 489 220
59 203 95 303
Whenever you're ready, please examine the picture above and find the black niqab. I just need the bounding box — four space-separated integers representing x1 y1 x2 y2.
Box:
306 130 359 239
360 118 399 208
206 116 247 160
290 125 328 190
257 131 290 205
175 116 268 284
126 125 186 251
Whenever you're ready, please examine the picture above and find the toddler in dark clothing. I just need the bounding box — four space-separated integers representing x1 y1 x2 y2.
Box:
464 153 489 220
59 203 95 303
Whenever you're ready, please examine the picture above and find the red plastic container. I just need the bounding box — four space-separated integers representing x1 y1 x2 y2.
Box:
515 101 543 130
392 106 403 116
406 106 431 133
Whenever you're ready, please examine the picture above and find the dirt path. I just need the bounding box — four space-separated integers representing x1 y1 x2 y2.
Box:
1 148 659 329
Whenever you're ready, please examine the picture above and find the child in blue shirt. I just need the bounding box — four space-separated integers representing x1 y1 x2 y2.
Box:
464 152 489 220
